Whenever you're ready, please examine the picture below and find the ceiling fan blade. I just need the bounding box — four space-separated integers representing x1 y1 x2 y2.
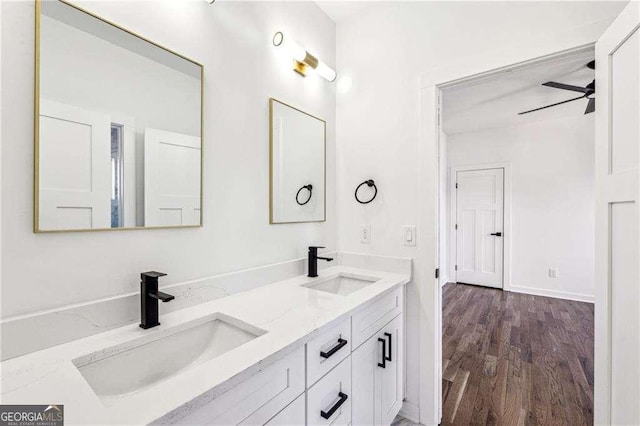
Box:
518 95 585 115
542 81 590 93
584 98 595 114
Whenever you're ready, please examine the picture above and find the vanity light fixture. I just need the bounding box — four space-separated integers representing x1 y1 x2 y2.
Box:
272 31 336 82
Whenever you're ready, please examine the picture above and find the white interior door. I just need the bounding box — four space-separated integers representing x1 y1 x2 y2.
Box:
144 128 201 227
455 168 504 288
595 3 640 425
38 99 111 230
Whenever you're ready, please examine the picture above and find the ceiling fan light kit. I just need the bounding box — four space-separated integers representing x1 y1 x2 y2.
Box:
519 60 596 116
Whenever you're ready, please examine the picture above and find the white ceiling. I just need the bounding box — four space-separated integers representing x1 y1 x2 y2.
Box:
442 49 596 135
315 1 370 23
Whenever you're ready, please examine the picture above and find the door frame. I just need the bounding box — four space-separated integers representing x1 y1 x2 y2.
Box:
449 163 511 290
417 34 599 424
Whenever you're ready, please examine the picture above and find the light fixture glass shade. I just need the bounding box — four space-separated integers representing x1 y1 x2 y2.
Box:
273 32 305 63
315 61 337 82
273 31 336 82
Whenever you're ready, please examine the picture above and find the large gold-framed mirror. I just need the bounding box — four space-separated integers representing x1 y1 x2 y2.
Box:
34 0 203 232
269 98 326 224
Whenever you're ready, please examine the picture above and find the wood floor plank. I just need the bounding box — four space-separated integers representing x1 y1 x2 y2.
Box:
442 283 594 425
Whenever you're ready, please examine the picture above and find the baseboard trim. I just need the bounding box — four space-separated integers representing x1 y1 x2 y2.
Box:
507 284 594 303
399 401 420 424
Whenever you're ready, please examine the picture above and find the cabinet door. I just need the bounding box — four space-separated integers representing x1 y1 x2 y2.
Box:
378 315 403 425
176 346 305 425
265 393 305 426
352 334 380 426
352 314 403 426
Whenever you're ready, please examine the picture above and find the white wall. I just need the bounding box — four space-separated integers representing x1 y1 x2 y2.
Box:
446 114 595 301
1 0 336 318
335 1 625 419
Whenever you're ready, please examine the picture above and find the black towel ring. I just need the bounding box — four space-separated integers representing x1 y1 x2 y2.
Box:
355 179 377 204
296 184 313 205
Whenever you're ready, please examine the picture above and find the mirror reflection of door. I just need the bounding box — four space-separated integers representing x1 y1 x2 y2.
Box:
269 99 326 224
39 100 112 230
144 129 201 227
36 0 203 232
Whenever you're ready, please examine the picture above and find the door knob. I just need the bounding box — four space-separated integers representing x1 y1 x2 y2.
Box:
490 232 502 237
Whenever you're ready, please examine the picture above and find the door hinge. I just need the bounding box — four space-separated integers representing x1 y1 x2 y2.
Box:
435 268 440 279
455 265 458 271
455 224 458 230
456 183 458 189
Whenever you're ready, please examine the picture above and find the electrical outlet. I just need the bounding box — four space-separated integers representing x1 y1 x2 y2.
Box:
360 225 371 244
549 268 559 278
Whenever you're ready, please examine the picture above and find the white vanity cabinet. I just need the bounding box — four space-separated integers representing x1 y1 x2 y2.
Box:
173 346 305 425
352 314 404 426
307 356 352 426
174 286 404 426
265 394 306 425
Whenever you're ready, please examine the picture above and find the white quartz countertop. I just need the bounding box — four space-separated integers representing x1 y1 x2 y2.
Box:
0 266 409 425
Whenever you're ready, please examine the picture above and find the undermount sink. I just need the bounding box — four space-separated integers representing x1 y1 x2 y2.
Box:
73 313 266 405
303 273 380 296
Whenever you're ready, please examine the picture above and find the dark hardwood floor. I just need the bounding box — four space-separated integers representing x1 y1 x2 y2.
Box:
442 283 594 426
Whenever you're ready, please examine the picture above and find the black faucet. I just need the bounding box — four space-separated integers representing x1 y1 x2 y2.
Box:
139 271 174 329
308 246 333 277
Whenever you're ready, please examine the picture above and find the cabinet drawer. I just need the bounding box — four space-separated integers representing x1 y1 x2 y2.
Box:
307 356 352 426
176 346 305 425
352 287 403 349
307 317 351 386
265 393 305 425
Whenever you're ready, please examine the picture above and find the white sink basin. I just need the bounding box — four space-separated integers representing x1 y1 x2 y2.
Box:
303 273 380 296
73 313 266 405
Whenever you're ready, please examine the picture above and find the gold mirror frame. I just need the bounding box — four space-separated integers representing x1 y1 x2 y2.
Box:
33 0 204 233
269 98 327 224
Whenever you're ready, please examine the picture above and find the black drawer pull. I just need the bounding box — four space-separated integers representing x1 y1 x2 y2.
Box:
384 332 392 362
320 338 348 359
320 392 348 419
378 337 386 368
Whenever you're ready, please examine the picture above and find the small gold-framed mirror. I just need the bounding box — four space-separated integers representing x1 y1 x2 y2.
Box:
35 0 203 232
269 98 326 224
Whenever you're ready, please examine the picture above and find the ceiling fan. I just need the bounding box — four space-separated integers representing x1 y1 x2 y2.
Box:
518 60 595 116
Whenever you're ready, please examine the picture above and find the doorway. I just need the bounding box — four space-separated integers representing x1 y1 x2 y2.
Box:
437 47 598 424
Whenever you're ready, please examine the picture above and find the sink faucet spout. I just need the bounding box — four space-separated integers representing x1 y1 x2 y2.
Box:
308 246 333 278
140 271 173 329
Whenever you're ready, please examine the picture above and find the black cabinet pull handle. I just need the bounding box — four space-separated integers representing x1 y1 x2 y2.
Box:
377 337 386 368
384 332 392 362
490 232 502 237
320 338 348 359
320 392 348 419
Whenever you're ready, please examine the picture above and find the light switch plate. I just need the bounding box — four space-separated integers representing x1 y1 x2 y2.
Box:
402 225 416 246
360 225 371 244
